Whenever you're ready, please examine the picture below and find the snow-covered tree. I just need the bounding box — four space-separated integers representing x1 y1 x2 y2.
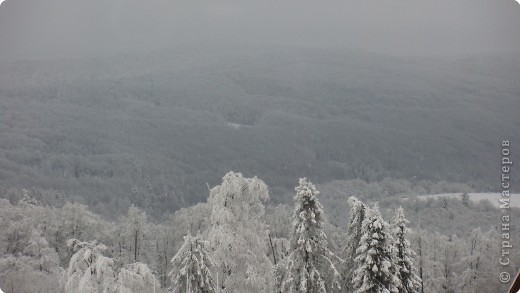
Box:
64 238 165 293
162 202 212 288
207 172 272 292
460 193 470 207
265 204 292 266
275 178 341 293
170 234 216 293
51 202 114 265
147 223 170 288
60 203 97 242
0 254 63 293
118 205 148 264
343 196 368 291
22 230 60 273
413 232 425 293
392 207 421 293
0 228 63 293
352 206 401 293
416 232 458 293
115 262 163 293
456 228 500 292
63 239 117 293
17 189 39 207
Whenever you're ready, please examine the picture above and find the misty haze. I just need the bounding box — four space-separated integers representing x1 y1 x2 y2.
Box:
0 0 519 292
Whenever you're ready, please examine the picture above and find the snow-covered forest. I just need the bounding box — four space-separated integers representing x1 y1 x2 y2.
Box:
0 45 519 219
1 0 519 291
1 172 518 292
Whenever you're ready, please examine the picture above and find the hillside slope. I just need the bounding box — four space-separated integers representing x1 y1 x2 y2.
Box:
0 46 519 216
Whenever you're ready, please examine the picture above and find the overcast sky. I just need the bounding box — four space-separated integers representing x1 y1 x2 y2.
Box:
1 0 520 60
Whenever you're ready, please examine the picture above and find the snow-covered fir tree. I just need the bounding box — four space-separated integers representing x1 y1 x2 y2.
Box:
352 206 401 293
275 178 341 293
169 234 216 293
460 193 470 207
207 172 272 292
392 207 421 293
343 196 368 291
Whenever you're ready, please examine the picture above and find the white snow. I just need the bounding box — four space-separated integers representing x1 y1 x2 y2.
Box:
226 122 251 129
415 193 520 208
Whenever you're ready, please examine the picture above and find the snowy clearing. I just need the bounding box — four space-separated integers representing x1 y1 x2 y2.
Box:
226 122 252 130
416 193 520 208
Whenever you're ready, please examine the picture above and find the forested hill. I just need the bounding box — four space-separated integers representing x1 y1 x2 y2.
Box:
0 45 519 217
0 174 519 292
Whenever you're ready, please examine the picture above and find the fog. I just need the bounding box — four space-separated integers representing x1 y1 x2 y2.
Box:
1 0 520 60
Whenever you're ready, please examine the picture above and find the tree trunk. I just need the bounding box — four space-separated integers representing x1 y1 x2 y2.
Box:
134 229 138 261
268 233 277 265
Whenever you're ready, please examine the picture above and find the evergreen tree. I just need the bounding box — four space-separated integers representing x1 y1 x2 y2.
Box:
441 197 448 210
275 178 341 293
392 207 421 293
343 197 368 291
461 193 470 207
169 234 216 293
352 206 401 293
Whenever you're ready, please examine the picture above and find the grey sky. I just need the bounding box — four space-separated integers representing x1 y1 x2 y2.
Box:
1 0 520 60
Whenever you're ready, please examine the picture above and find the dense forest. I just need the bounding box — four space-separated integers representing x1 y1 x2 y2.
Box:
0 46 519 218
0 172 518 292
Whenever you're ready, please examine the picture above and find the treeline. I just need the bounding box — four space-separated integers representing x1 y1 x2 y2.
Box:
0 172 517 292
0 175 476 222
